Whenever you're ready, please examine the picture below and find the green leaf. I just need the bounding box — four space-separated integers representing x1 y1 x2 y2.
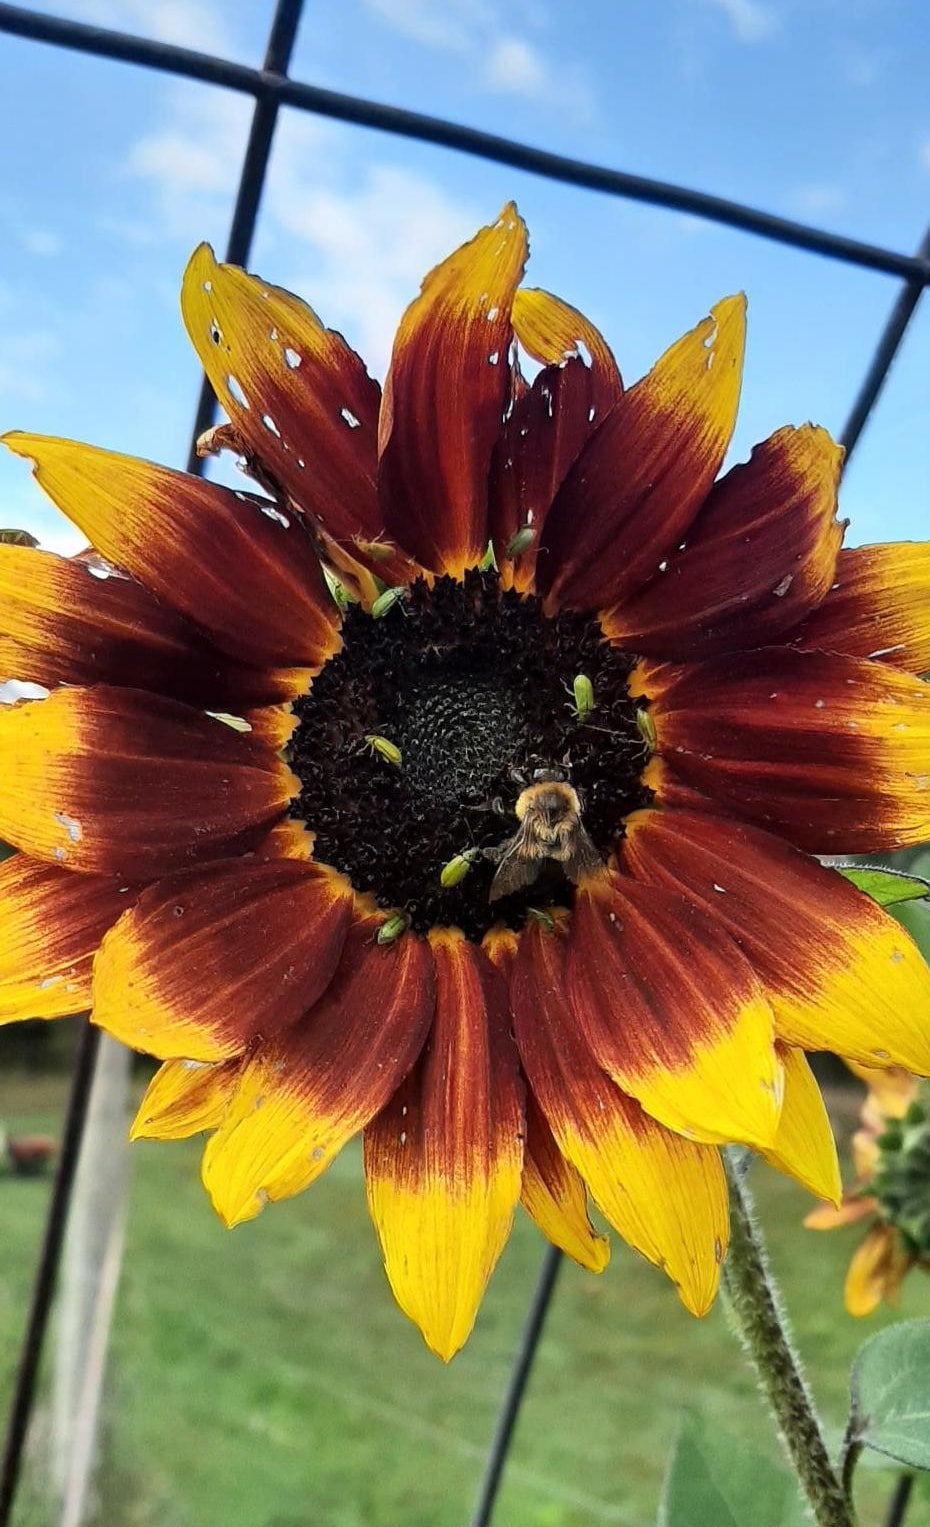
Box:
891 898 930 963
838 866 930 907
849 1319 930 1470
659 1412 808 1527
0 528 38 547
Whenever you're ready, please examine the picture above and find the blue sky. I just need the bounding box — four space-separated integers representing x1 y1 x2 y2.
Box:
0 0 928 552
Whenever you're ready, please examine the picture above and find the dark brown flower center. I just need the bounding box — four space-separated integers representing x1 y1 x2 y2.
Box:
289 571 651 939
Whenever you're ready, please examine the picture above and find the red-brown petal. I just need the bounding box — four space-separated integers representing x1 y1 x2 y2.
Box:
488 359 612 594
0 855 134 1024
380 206 529 576
568 875 780 1146
504 286 624 589
511 920 728 1316
180 247 416 581
0 687 296 877
642 647 930 853
0 544 304 708
93 858 352 1062
621 806 930 1074
201 917 435 1224
364 929 524 1360
538 296 746 612
603 425 843 658
3 434 340 671
793 543 930 674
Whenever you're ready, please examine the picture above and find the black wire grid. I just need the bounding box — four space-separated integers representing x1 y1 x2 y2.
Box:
0 2 928 1523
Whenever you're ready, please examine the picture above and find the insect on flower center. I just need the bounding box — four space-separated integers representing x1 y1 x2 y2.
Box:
289 571 652 940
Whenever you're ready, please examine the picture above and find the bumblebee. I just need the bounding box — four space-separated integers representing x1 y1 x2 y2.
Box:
486 770 603 902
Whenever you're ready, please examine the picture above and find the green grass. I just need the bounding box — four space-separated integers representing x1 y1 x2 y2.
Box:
2 1071 929 1527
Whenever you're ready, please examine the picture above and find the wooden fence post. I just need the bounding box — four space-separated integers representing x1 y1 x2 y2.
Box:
51 1035 132 1525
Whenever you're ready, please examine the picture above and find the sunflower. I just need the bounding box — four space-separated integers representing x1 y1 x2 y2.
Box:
807 1063 930 1314
2 204 930 1360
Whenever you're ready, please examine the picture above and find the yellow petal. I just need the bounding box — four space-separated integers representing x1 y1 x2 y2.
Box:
202 919 434 1226
512 287 622 388
131 1058 239 1140
364 931 523 1359
761 1046 841 1204
805 1195 877 1231
511 919 728 1316
845 1223 909 1316
521 1091 610 1273
569 876 781 1149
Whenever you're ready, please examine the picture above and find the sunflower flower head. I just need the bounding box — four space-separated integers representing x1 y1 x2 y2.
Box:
806 1063 930 1314
3 205 930 1359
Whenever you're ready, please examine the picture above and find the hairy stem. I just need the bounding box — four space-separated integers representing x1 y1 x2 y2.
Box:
722 1153 856 1527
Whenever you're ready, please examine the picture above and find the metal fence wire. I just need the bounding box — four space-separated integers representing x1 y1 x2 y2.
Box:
0 1 928 1523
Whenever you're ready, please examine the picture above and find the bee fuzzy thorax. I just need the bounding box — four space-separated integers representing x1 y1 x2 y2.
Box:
515 779 582 824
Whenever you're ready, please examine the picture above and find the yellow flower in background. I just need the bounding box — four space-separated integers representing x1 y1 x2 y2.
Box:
807 1063 930 1315
3 205 930 1358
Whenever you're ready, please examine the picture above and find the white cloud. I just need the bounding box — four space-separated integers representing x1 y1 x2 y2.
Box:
364 0 488 52
21 229 62 257
703 0 778 43
788 182 848 217
266 118 480 375
0 329 60 404
119 96 484 378
919 138 930 171
483 35 593 120
71 0 233 54
363 0 594 116
120 89 251 241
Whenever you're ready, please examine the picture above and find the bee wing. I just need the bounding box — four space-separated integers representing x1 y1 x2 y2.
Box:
562 827 604 886
488 823 542 902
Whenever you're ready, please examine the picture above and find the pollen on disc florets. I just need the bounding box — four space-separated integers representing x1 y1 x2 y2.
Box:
289 570 651 940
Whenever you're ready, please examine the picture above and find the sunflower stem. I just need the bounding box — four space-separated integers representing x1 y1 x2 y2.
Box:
722 1151 856 1527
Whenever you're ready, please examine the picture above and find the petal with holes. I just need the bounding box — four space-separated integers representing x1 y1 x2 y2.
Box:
0 688 295 878
3 434 340 671
538 296 746 612
489 359 612 594
180 247 415 582
380 206 529 576
0 544 303 707
603 425 843 658
794 543 930 674
511 286 623 386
